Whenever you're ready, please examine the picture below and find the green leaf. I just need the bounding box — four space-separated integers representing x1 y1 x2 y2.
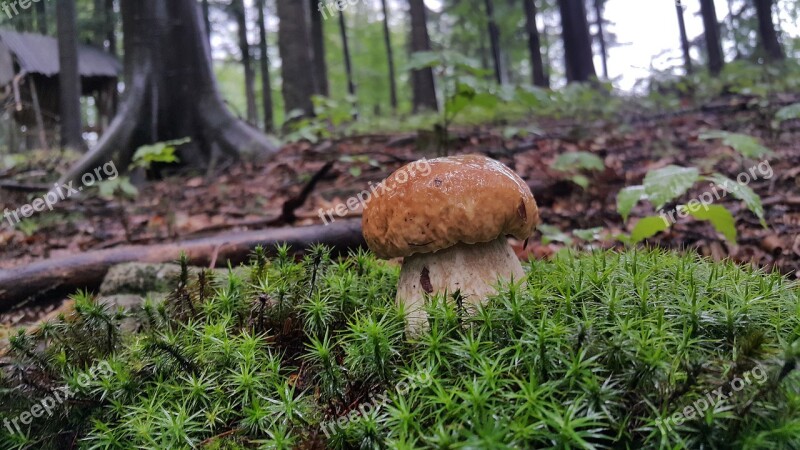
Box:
570 175 590 189
643 165 700 210
776 103 800 122
682 203 737 243
631 216 670 243
573 227 604 241
405 51 441 71
699 131 773 159
538 224 573 245
551 152 605 172
349 167 362 178
706 173 767 227
616 185 647 222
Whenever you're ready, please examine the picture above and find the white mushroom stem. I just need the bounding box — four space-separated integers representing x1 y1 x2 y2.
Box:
396 236 525 332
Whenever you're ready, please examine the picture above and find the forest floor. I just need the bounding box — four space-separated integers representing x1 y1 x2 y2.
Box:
1 95 799 327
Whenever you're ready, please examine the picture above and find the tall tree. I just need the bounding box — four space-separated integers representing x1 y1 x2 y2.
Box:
256 0 274 132
380 0 398 111
309 0 329 96
754 0 784 61
232 0 258 125
409 0 438 112
593 0 608 79
276 0 317 116
35 0 47 34
675 0 693 74
523 0 548 87
338 11 356 100
202 0 211 43
57 0 84 150
699 0 724 75
483 0 503 84
105 0 116 55
558 0 596 83
60 0 276 184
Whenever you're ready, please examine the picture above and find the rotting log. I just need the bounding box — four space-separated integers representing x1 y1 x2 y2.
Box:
0 220 365 311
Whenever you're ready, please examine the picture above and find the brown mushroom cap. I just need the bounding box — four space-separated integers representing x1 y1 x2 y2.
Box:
362 154 539 259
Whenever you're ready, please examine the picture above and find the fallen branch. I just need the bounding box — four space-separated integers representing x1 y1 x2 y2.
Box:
0 220 365 311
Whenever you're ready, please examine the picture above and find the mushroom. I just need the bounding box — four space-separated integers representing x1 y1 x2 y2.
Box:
362 154 540 331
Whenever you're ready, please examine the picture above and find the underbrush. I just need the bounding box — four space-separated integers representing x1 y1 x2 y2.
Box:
1 247 799 449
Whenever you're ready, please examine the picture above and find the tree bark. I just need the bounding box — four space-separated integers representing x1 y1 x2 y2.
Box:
60 0 277 186
276 0 317 116
558 0 596 83
483 0 503 84
523 0 548 87
675 1 693 75
380 0 398 112
309 0 329 96
593 0 608 79
0 220 365 310
409 0 438 112
699 0 725 76
339 11 356 100
256 0 274 132
754 0 784 61
57 0 84 150
202 0 211 43
232 0 259 125
35 0 47 34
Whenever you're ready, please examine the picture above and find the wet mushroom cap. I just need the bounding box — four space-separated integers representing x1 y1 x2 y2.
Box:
362 154 540 259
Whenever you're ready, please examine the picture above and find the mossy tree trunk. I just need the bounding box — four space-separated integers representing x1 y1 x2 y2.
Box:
60 0 277 185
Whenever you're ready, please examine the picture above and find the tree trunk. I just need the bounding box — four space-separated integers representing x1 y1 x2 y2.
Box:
754 0 784 61
675 1 693 75
57 0 84 150
339 11 357 100
483 0 503 84
309 0 329 96
276 0 317 116
256 0 274 132
558 0 596 83
60 0 277 185
0 220 365 310
523 0 548 87
232 0 258 125
35 0 47 34
593 0 608 79
409 0 438 112
105 0 116 55
699 0 725 75
202 0 211 43
380 0 398 112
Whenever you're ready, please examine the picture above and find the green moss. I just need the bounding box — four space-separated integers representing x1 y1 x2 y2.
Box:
2 247 799 449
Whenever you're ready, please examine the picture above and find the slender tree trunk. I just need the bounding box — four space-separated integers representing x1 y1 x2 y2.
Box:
558 0 596 83
35 0 47 34
57 0 84 150
256 0 274 132
338 11 356 100
676 1 693 74
593 0 608 79
60 0 277 185
754 0 784 61
232 0 258 125
483 0 503 84
699 0 725 75
202 0 211 43
409 0 438 112
380 0 398 112
276 0 317 116
523 0 548 87
105 0 116 55
309 0 329 96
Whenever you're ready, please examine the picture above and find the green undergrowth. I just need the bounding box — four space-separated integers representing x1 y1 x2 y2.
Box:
2 246 800 449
